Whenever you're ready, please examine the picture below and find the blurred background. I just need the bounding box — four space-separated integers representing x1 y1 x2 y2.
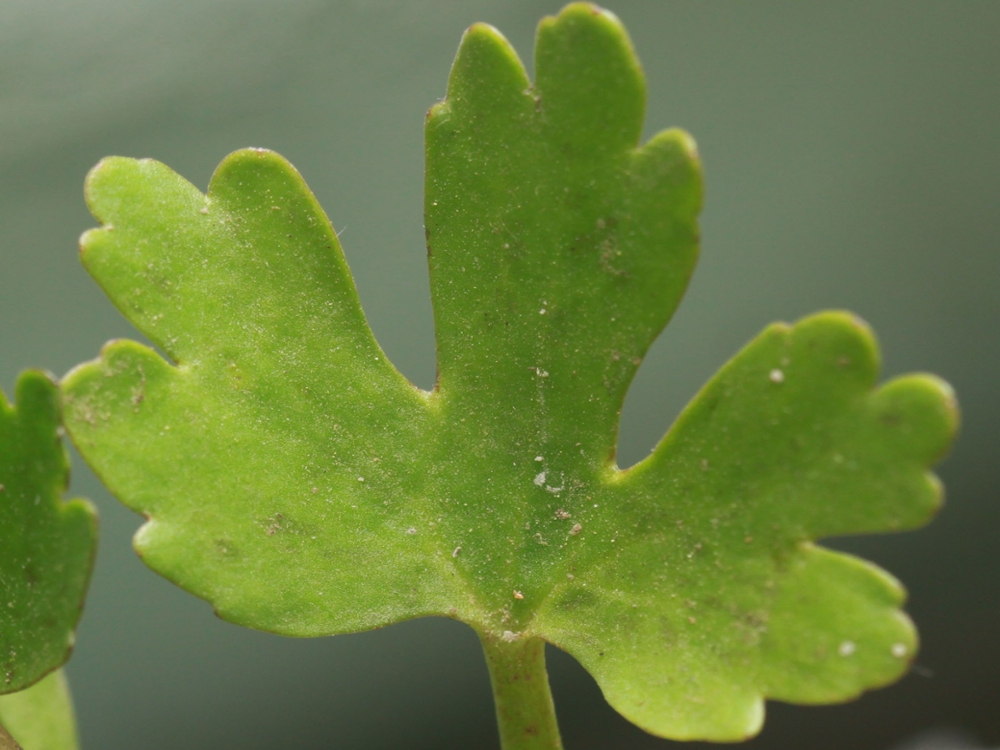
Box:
0 1 997 748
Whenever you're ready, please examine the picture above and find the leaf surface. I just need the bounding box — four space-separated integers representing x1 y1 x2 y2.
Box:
61 3 957 740
0 371 95 695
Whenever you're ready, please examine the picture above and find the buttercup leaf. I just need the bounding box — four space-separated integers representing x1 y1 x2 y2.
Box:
61 3 957 743
0 371 95 695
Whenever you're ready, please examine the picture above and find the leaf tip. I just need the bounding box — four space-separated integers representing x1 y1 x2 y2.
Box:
447 20 528 104
542 3 625 32
790 310 881 386
534 2 644 150
872 372 960 472
11 371 61 444
83 156 137 220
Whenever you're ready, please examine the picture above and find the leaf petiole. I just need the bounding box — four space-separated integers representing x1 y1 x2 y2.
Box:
480 633 563 750
0 724 21 750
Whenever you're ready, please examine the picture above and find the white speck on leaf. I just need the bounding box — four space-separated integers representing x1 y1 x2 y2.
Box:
535 456 544 462
569 523 583 536
769 368 785 383
513 590 524 600
453 546 462 558
533 471 546 486
406 527 417 535
839 640 856 656
501 630 520 642
357 477 364 482
892 643 907 658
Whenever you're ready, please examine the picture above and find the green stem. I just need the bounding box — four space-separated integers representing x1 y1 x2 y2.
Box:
0 670 79 750
480 633 564 750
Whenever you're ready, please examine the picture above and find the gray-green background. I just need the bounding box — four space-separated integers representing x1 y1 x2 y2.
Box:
1 1 997 748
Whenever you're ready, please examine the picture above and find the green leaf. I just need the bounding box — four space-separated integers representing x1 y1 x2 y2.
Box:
0 372 92 748
0 372 96 695
0 671 79 750
61 2 957 742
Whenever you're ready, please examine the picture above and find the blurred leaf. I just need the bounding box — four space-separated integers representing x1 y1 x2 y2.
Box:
0 371 95 694
62 3 957 741
0 371 92 748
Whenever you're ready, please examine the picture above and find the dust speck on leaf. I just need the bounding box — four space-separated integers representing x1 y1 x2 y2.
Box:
264 514 284 536
769 369 785 384
513 590 524 600
533 471 546 486
839 640 856 656
453 546 462 558
569 523 583 536
891 643 907 658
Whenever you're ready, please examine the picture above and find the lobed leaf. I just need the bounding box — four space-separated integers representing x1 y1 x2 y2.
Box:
62 3 957 741
0 371 96 695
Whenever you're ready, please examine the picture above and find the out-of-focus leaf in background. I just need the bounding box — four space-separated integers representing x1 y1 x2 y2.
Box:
0 371 94 749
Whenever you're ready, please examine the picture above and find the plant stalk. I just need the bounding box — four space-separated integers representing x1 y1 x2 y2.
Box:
0 670 78 750
0 723 22 750
480 633 563 750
